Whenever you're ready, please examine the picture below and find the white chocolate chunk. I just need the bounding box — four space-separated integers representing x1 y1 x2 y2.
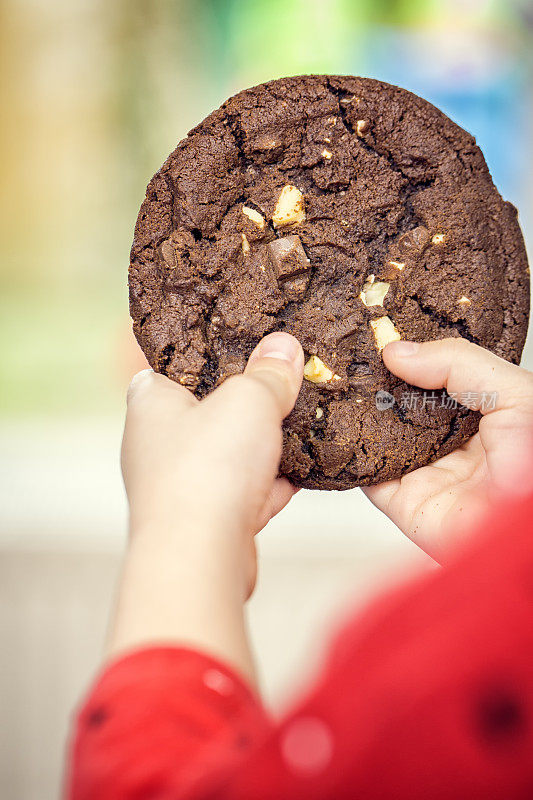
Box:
388 260 405 271
458 295 471 305
432 233 445 245
360 277 390 307
370 317 401 351
303 355 341 384
241 233 250 255
356 120 369 136
272 185 305 228
315 407 324 420
321 149 333 159
242 205 265 229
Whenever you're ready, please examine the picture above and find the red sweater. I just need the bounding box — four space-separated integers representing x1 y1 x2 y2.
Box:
66 494 533 799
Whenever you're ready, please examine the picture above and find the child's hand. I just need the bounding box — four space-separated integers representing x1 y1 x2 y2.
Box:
121 332 304 598
365 339 533 562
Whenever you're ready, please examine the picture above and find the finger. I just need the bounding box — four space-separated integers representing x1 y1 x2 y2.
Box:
362 437 490 559
384 339 533 495
255 478 299 533
245 332 305 418
362 479 399 512
383 338 532 413
362 436 485 529
126 368 197 414
207 332 304 425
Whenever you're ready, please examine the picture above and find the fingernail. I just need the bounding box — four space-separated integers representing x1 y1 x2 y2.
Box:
386 340 420 357
258 333 300 363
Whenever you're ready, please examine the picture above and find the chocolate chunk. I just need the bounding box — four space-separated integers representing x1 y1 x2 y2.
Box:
398 226 431 255
267 235 310 280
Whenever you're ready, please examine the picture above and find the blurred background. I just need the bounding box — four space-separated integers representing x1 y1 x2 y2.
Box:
1 0 532 797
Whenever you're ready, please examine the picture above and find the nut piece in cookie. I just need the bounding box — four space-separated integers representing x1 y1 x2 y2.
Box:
241 233 250 255
272 185 305 228
267 235 310 280
398 226 430 256
159 239 177 268
360 275 390 307
370 316 401 351
304 355 341 383
242 205 265 229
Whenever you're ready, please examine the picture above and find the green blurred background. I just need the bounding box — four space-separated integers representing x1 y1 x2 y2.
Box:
1 0 532 418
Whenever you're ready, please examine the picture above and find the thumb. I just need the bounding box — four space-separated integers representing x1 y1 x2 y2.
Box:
383 337 533 494
382 337 528 411
243 332 304 419
198 332 304 508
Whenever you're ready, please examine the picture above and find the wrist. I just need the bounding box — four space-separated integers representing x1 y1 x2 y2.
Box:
129 500 248 543
108 516 256 680
127 512 251 598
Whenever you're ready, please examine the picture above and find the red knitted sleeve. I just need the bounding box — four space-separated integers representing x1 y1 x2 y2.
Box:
67 494 533 799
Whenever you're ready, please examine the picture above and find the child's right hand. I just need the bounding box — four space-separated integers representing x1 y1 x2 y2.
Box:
364 338 533 562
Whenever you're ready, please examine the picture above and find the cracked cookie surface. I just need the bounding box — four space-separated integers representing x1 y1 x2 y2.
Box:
129 75 530 490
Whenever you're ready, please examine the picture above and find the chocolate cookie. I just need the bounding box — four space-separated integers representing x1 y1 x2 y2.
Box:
129 75 530 490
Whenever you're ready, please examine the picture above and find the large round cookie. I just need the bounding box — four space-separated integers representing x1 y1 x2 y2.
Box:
129 75 529 490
